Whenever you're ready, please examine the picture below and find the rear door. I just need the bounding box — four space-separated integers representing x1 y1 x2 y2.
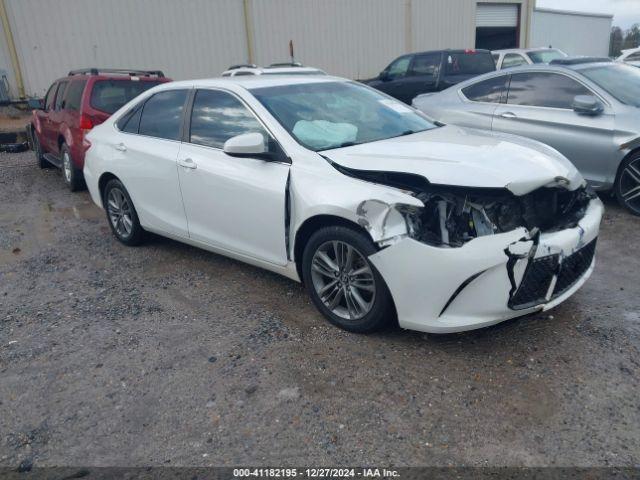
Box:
50 81 69 153
111 88 190 237
176 88 290 265
451 74 509 130
492 71 617 186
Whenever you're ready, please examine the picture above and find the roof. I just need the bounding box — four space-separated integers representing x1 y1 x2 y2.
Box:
492 47 564 54
534 7 613 19
221 65 326 76
165 74 346 91
550 56 612 66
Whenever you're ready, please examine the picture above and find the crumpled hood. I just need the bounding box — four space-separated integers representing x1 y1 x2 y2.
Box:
323 125 583 195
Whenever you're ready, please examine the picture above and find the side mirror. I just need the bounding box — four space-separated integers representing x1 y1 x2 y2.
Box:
223 132 269 158
572 95 603 116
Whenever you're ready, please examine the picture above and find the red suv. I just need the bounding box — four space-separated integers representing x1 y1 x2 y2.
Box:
30 68 171 191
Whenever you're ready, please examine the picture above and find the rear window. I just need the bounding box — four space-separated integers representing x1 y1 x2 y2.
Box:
90 79 163 114
445 52 495 76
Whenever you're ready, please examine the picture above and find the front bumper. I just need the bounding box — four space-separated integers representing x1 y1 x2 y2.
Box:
369 197 604 333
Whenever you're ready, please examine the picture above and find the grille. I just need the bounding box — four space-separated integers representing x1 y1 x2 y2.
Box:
552 239 597 299
509 238 597 310
509 254 558 310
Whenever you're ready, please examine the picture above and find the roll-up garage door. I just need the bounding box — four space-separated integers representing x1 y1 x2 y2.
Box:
475 3 520 50
476 4 519 27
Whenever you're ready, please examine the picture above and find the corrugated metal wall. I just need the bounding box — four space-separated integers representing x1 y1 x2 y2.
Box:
0 0 529 98
531 9 612 56
2 0 249 96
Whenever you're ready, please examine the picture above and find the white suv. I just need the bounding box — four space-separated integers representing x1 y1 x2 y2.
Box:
83 75 602 334
221 63 326 77
493 48 568 69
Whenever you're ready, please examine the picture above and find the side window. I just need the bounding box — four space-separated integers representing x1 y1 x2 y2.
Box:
462 75 509 103
410 53 440 79
116 105 143 134
54 82 68 110
501 54 527 69
386 56 411 80
507 72 591 109
189 89 267 149
44 83 57 111
138 90 188 140
64 80 87 111
627 52 640 61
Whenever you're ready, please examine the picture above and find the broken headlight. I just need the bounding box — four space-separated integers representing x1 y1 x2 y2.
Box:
400 185 595 248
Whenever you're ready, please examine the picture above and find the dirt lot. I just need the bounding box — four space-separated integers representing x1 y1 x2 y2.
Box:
0 150 639 468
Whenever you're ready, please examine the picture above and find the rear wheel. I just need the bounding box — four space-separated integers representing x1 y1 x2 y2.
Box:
615 152 640 216
103 179 145 246
32 129 49 169
302 225 394 333
61 143 84 192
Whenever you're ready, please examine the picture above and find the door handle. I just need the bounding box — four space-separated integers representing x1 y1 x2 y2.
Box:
500 111 518 119
114 143 127 152
178 157 197 169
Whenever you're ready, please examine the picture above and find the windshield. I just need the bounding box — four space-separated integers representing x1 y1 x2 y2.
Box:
445 52 495 75
527 49 567 64
250 81 435 151
581 64 640 108
90 79 164 114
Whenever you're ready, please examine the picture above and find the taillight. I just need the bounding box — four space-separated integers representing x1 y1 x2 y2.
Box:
79 114 94 130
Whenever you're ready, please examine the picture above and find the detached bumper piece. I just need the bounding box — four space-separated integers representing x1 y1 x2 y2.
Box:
509 239 597 310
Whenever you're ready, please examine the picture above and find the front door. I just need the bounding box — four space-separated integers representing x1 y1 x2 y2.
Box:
177 88 290 266
492 71 617 187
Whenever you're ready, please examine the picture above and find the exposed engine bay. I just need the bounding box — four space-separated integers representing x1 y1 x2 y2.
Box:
328 160 596 248
403 184 597 247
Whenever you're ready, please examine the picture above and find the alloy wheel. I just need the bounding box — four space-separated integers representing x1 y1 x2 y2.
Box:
107 188 134 238
620 157 640 213
310 240 376 320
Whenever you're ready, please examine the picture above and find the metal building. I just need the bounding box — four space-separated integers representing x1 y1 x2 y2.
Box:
531 8 613 57
1 0 538 99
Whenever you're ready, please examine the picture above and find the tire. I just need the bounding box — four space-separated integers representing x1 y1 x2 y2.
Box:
301 225 394 333
60 143 84 192
103 179 145 246
615 152 640 216
32 129 49 169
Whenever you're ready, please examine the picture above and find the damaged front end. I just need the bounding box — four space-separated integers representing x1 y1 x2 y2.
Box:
400 184 597 248
332 162 603 333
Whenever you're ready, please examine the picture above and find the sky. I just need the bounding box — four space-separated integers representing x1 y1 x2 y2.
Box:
536 0 640 29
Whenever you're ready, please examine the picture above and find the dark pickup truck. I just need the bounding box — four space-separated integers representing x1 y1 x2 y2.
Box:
362 49 496 104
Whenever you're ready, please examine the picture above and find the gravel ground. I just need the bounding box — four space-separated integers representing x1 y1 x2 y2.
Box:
0 150 639 468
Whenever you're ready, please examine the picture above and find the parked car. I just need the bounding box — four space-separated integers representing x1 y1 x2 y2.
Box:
83 75 602 334
617 47 640 68
222 63 326 77
30 68 171 191
361 49 495 104
492 47 567 69
412 60 640 215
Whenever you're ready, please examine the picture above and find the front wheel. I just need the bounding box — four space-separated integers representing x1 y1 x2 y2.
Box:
301 226 394 333
615 153 640 216
103 179 145 246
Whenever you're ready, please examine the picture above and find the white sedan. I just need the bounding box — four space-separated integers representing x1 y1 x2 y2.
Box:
84 76 603 334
